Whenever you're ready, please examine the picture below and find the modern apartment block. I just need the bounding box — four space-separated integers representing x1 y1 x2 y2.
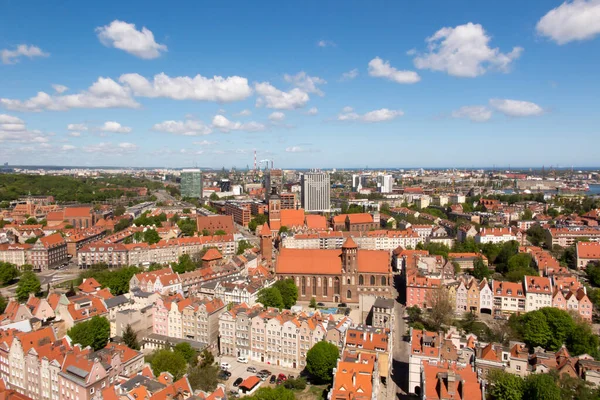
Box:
301 171 331 212
180 168 203 198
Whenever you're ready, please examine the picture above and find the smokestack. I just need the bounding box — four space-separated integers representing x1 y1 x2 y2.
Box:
447 371 456 395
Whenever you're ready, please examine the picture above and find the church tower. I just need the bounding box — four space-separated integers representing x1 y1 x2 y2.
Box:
260 222 273 267
341 237 358 302
268 187 281 229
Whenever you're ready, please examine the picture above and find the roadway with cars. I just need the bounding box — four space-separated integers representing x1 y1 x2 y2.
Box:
218 355 299 395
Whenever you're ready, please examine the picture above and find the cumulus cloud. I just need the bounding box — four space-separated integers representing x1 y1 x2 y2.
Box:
368 57 421 84
283 72 326 96
286 146 307 153
268 112 285 121
317 40 336 47
1 44 49 65
119 72 252 102
340 68 359 81
451 105 493 122
100 121 132 133
489 99 545 117
537 0 600 44
337 107 404 123
193 140 216 145
152 119 212 136
236 109 252 117
255 82 310 110
211 114 266 132
83 142 138 153
413 23 523 77
96 20 167 59
306 107 318 116
0 77 139 112
52 84 68 94
68 132 81 137
67 123 88 131
61 144 76 151
0 114 50 143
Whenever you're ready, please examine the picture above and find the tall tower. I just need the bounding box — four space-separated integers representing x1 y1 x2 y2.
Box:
260 223 273 267
341 237 358 273
301 171 331 212
180 169 203 198
268 187 281 229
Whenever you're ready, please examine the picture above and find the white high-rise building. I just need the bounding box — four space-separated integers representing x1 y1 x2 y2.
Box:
377 174 394 193
301 171 331 212
351 174 362 192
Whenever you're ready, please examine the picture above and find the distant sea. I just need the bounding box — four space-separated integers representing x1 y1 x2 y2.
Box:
589 184 600 195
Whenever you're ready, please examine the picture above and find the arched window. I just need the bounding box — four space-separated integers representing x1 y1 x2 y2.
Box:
312 277 317 296
301 277 306 296
359 275 364 285
347 278 351 285
334 277 340 294
347 290 352 299
370 275 375 285
381 276 386 286
323 281 328 297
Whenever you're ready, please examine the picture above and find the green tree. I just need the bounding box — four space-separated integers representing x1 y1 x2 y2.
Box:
183 208 192 214
279 226 289 234
114 218 132 232
470 257 491 280
522 209 533 221
199 349 214 368
567 321 600 358
540 308 575 351
67 316 110 351
0 262 20 285
177 218 197 236
273 278 298 309
306 341 339 383
171 254 197 274
586 262 600 287
143 229 161 244
523 373 561 400
526 224 547 247
79 266 140 295
488 370 524 400
123 324 140 350
188 363 219 392
237 240 253 255
257 287 284 309
25 217 38 225
521 311 551 349
214 229 227 236
248 214 268 232
174 342 197 366
16 270 41 302
246 387 295 400
310 297 317 309
426 286 454 330
114 205 126 216
25 237 38 244
0 294 7 314
150 349 187 380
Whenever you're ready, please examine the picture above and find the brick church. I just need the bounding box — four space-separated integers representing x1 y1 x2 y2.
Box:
273 236 393 304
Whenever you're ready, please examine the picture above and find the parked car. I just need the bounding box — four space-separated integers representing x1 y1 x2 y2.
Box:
220 362 231 370
259 369 271 376
233 377 244 387
270 375 277 384
247 366 257 373
277 373 287 382
317 302 325 307
338 303 347 307
237 356 248 363
218 370 232 380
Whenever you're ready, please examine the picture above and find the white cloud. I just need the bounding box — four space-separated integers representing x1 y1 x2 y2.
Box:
61 145 76 151
68 132 81 137
306 107 318 116
451 105 492 122
236 109 252 117
193 140 216 145
413 23 523 77
96 20 167 59
268 112 285 121
0 77 138 112
100 121 132 133
1 45 49 65
52 84 68 94
338 107 404 123
368 57 421 84
255 82 309 110
286 146 306 153
489 99 545 117
340 68 359 81
537 0 600 44
211 114 266 133
283 72 326 96
67 123 87 131
317 40 336 47
0 114 50 143
83 142 138 153
119 72 252 102
152 119 212 136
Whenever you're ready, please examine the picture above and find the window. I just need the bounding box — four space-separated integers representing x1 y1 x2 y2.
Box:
301 277 306 296
359 275 364 285
370 276 375 285
312 277 317 296
347 290 352 299
334 277 340 294
381 276 386 286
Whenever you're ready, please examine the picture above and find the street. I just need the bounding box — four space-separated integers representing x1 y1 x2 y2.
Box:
218 355 300 394
389 274 412 400
1 263 79 297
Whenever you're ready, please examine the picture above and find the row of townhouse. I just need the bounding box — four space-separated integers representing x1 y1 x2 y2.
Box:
0 327 144 400
152 295 226 348
545 227 600 247
77 234 236 268
0 233 68 271
281 229 422 250
219 303 352 370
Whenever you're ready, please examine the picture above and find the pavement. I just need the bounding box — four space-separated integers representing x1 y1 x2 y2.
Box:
218 355 299 394
1 262 79 297
387 274 413 400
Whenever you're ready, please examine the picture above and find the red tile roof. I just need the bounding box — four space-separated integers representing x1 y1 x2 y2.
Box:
280 209 305 227
39 233 66 248
276 248 389 275
422 360 481 400
202 248 223 261
577 242 600 260
78 278 102 293
64 207 92 218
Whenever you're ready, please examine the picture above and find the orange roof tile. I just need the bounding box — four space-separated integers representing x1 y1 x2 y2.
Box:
202 248 223 261
276 248 389 275
280 209 305 227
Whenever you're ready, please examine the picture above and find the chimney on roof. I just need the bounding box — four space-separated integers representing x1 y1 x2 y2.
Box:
352 372 356 386
447 371 456 395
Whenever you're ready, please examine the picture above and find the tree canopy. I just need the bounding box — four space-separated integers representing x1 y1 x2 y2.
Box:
79 266 141 295
257 287 284 309
174 342 198 366
67 316 110 351
0 262 20 285
16 270 40 302
123 324 140 350
237 239 253 255
149 349 187 380
273 279 298 309
306 341 339 383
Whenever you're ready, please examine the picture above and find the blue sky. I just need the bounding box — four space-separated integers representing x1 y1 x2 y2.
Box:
1 0 600 169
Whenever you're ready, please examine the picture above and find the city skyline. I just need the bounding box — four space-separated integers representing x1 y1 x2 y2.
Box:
1 0 600 168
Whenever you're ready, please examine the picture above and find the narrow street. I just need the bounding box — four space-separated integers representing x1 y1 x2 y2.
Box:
390 274 413 400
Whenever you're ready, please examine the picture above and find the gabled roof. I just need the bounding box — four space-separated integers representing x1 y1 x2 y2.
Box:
78 278 102 293
202 248 223 261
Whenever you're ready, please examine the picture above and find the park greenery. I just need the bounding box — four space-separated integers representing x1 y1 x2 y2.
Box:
257 279 298 309
79 264 141 295
248 214 268 232
0 262 20 285
16 269 41 302
188 349 219 392
237 239 253 255
148 349 188 380
306 341 339 383
67 316 110 351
